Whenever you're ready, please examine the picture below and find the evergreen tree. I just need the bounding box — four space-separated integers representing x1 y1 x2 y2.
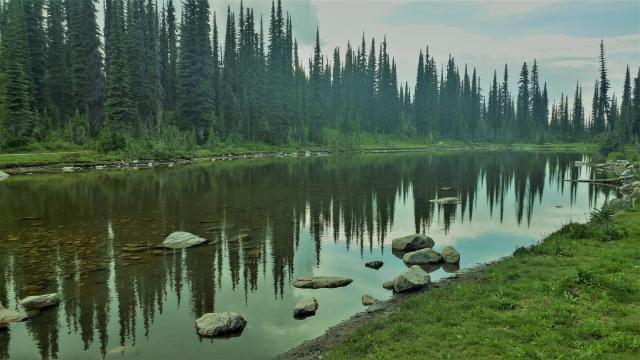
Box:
595 40 610 133
68 0 104 131
104 0 134 133
45 0 72 127
516 62 529 139
0 0 35 148
176 0 214 142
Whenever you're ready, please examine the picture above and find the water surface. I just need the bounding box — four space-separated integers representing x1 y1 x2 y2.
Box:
0 152 614 359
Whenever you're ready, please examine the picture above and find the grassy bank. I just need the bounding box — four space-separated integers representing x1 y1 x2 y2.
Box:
0 139 598 169
327 204 640 359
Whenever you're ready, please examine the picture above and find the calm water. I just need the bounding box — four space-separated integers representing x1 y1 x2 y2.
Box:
0 152 615 359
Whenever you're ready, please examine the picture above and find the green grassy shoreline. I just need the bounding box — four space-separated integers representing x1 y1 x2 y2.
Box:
324 204 640 359
0 141 598 169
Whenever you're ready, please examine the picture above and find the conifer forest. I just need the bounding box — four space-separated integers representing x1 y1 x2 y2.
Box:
0 0 637 153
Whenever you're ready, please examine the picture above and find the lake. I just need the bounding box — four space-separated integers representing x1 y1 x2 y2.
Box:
0 151 614 359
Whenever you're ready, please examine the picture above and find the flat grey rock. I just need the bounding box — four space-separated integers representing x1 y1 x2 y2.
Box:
393 265 430 293
18 293 60 310
430 197 462 204
162 231 207 249
293 276 353 289
391 234 435 252
0 306 27 327
195 312 247 337
403 248 442 265
0 171 9 181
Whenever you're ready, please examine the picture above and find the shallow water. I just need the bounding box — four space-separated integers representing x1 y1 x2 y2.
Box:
0 151 614 359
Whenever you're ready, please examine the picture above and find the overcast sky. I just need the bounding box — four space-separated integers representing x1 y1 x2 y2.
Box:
177 0 639 111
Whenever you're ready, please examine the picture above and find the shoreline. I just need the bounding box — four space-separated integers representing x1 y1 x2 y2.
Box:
275 261 494 360
0 142 597 176
277 180 639 359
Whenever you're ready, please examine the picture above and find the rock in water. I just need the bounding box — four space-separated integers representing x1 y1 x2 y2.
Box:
361 295 378 306
365 261 384 270
0 171 9 181
391 234 435 252
293 276 353 289
18 293 60 310
0 306 27 327
441 246 460 263
429 197 462 205
195 312 247 337
403 248 442 265
293 297 319 317
382 281 394 290
162 231 207 249
393 266 430 293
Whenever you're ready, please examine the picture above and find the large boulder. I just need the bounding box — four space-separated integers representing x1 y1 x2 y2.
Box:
0 306 27 327
162 231 207 249
293 297 318 317
391 234 435 252
365 261 384 270
441 246 461 264
293 276 353 289
0 171 9 181
403 248 442 266
195 312 247 337
18 293 60 310
393 265 430 293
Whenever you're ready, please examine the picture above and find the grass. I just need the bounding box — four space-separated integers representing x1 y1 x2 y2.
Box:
327 204 640 359
0 138 598 169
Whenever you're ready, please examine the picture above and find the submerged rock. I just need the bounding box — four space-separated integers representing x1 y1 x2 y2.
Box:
18 293 60 310
441 246 460 263
0 306 28 327
293 297 319 317
361 295 378 306
365 261 384 270
391 234 435 252
403 248 442 266
0 171 9 181
430 197 462 205
393 265 430 293
293 276 353 289
161 231 207 249
195 312 247 337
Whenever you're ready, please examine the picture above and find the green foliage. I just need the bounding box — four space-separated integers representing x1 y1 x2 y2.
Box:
63 110 90 145
96 129 126 153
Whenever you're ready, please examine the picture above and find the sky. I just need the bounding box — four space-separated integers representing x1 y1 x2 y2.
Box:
187 0 640 112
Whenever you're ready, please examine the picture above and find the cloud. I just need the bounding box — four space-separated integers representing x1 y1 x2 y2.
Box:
477 0 557 18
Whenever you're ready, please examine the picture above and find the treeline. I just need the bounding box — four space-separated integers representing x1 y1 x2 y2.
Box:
0 0 638 152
